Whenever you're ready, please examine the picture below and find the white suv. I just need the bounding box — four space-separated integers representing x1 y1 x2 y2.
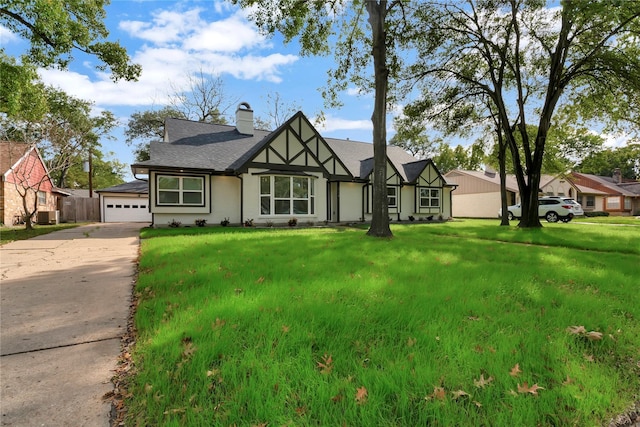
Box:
499 197 576 222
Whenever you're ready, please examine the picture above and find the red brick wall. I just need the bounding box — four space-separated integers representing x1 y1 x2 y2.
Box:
2 150 57 225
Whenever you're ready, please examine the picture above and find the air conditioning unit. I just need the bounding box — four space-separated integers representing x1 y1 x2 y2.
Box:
37 211 58 225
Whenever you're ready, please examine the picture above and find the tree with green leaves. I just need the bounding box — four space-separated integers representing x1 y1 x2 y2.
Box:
389 121 441 159
400 0 640 228
125 106 186 162
1 76 117 228
61 150 126 190
233 0 416 237
0 0 140 81
576 143 640 180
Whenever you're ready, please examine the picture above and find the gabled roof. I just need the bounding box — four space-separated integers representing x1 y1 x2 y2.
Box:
325 137 419 181
132 113 448 184
571 172 639 197
1 142 33 177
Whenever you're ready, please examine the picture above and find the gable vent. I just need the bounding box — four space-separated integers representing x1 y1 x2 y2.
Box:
236 102 253 136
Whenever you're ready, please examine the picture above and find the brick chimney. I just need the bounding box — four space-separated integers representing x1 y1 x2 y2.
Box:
235 102 253 136
613 168 622 184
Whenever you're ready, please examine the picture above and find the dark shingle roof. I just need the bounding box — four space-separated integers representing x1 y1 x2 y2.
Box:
97 180 149 194
135 118 272 172
325 137 418 180
133 116 441 183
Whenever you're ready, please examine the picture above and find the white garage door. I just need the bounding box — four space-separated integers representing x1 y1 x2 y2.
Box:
103 197 152 222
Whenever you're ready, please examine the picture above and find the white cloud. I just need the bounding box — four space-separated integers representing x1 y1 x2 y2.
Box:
35 5 299 107
119 8 204 46
600 132 630 149
314 114 372 133
183 13 268 52
0 25 18 44
203 53 298 83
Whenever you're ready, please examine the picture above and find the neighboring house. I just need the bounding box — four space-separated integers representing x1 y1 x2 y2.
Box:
96 180 151 223
569 171 640 216
443 169 519 218
1 142 61 225
131 104 455 227
445 167 640 218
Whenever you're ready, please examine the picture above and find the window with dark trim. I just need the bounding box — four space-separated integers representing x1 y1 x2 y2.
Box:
419 188 440 208
38 191 46 205
260 175 315 215
387 186 397 208
157 175 204 206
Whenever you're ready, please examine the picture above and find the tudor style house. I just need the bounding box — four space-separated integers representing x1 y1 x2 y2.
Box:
131 103 455 227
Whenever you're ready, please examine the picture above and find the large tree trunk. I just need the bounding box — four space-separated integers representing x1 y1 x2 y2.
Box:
497 133 510 226
21 190 35 231
365 0 392 238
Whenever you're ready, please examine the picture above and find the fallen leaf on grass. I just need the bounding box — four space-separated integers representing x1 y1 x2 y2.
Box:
317 354 333 375
567 325 587 335
425 386 446 401
517 382 544 395
407 337 417 347
473 400 482 407
585 331 603 341
451 390 470 400
256 276 265 284
509 363 522 377
474 374 494 389
355 386 368 404
562 375 573 385
281 325 290 333
182 342 197 358
212 318 226 329
584 353 594 362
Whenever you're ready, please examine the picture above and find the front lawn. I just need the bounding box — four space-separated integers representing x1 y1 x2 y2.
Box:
0 223 80 245
125 223 640 426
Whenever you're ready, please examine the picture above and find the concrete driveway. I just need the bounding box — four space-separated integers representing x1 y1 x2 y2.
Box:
0 223 145 427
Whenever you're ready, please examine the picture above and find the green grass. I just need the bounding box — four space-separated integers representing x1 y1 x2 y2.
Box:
127 223 640 426
574 216 640 226
0 223 81 245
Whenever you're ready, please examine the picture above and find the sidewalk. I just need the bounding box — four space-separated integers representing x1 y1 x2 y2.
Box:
0 223 145 427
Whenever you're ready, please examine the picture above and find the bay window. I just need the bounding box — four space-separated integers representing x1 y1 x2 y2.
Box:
157 175 204 206
260 175 314 215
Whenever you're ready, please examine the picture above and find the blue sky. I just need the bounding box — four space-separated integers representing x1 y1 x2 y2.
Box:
2 0 630 182
2 0 385 181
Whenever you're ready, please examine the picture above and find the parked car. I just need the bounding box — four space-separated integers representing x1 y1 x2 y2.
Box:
544 196 584 216
499 197 576 222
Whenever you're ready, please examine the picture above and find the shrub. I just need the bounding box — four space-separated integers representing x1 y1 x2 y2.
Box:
585 211 610 217
195 219 207 227
220 217 230 227
168 219 181 228
288 218 298 227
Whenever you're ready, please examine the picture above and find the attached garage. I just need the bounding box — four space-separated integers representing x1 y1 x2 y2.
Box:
97 180 151 223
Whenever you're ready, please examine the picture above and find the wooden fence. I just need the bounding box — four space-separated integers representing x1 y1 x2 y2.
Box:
59 197 100 223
